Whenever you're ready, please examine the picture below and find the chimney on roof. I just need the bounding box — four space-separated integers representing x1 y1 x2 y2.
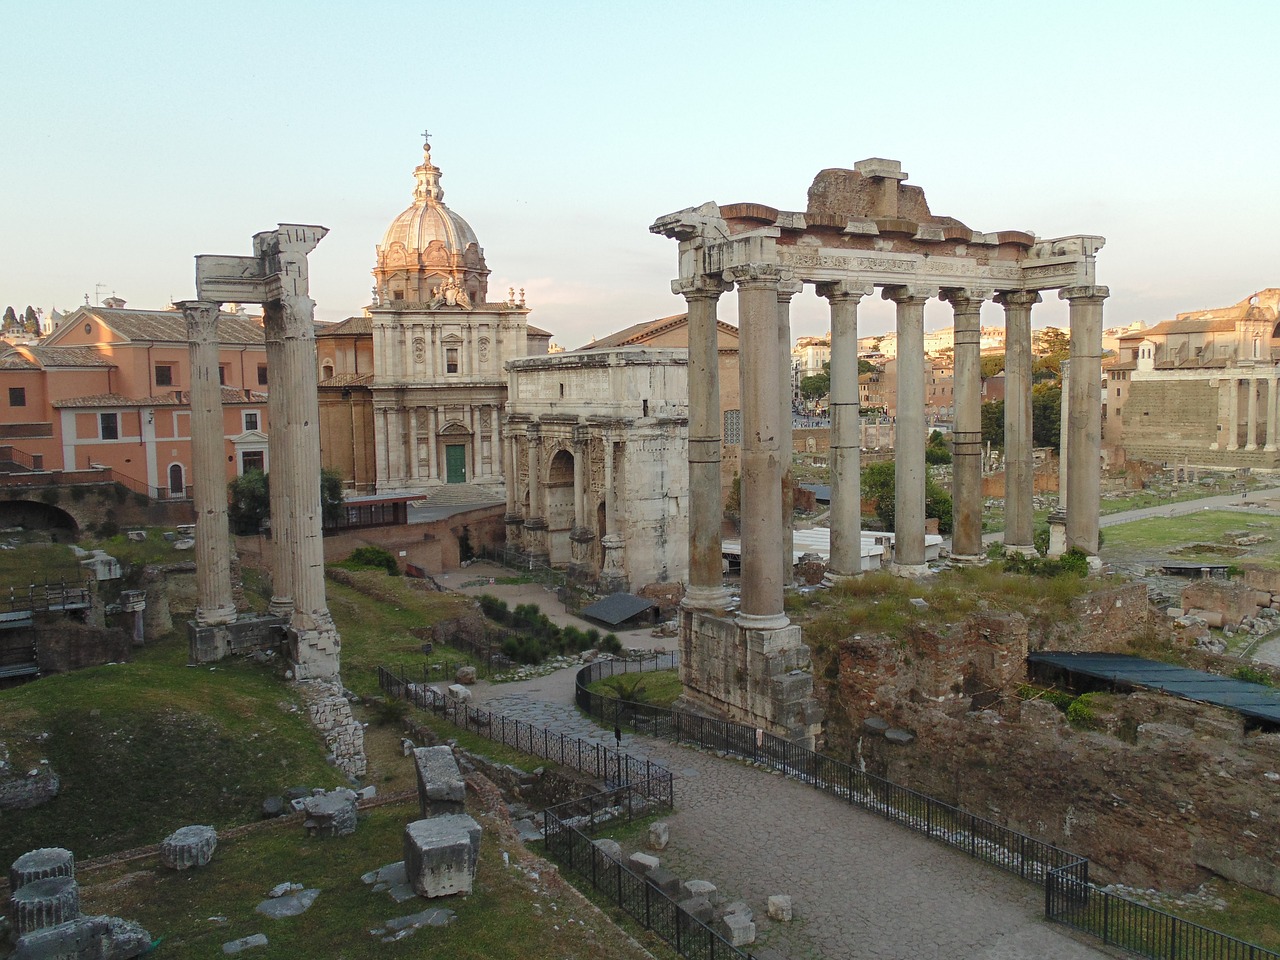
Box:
102 297 126 309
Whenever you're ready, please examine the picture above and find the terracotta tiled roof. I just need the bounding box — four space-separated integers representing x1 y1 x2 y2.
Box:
62 307 265 345
317 316 373 337
319 373 374 388
52 387 266 409
27 346 117 367
527 324 553 338
577 313 740 352
0 353 40 370
1118 317 1239 340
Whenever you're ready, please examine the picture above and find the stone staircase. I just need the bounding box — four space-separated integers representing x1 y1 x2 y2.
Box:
412 483 505 509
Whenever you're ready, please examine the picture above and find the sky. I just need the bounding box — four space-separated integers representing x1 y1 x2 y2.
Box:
3 0 1279 350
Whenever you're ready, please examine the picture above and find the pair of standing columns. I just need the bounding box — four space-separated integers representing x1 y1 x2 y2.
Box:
1215 376 1279 452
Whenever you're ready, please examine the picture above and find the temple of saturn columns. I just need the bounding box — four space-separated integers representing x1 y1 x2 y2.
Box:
651 158 1105 743
181 224 341 681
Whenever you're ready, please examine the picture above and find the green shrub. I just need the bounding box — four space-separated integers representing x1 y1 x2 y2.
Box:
1066 693 1099 729
1231 665 1274 687
478 594 510 624
600 633 623 654
344 546 400 576
1059 548 1090 577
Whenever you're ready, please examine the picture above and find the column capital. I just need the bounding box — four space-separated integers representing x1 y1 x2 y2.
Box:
816 279 875 303
1058 284 1110 303
882 284 937 305
994 290 1043 309
777 278 803 302
724 262 787 286
939 288 992 312
177 300 221 340
671 275 731 300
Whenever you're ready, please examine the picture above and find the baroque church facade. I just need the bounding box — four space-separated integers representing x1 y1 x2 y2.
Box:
317 139 550 497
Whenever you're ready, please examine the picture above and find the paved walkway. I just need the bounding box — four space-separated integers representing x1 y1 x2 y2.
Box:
465 666 1109 959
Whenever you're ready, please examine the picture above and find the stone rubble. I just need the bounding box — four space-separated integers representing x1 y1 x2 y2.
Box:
299 680 367 780
160 825 218 870
222 933 269 954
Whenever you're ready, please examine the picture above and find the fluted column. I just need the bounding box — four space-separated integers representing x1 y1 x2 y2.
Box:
884 285 935 574
996 291 1040 554
503 429 518 517
676 277 732 611
179 300 236 626
263 307 293 616
1058 359 1071 505
818 280 873 579
1226 378 1240 451
1266 379 1278 452
1060 285 1108 556
526 428 544 524
426 408 438 479
1246 378 1259 451
778 279 801 587
571 428 587 532
942 288 989 560
729 262 788 629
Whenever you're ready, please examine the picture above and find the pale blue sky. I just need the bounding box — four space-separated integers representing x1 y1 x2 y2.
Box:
3 0 1278 348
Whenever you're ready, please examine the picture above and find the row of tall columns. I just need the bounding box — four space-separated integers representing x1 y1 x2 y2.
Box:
1213 376 1280 452
1062 286 1109 556
179 301 236 626
678 277 733 611
885 286 930 573
944 289 989 560
997 291 1039 554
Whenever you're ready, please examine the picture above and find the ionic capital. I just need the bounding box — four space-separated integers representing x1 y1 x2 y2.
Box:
777 278 803 302
939 287 992 315
724 262 785 287
816 279 875 303
671 275 731 301
994 290 1043 310
177 300 221 342
1058 285 1110 304
882 284 937 305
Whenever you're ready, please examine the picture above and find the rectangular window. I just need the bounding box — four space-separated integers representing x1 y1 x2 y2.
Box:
241 450 265 474
244 411 259 431
218 366 227 385
257 364 268 386
100 413 119 440
154 364 173 386
8 387 25 407
446 348 459 374
723 409 742 445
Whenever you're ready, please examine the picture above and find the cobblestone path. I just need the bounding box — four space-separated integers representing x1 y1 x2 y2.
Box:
466 670 1112 959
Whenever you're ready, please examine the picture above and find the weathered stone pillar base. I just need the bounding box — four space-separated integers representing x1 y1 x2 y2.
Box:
568 528 595 582
188 614 289 664
504 514 524 550
288 619 341 683
522 520 549 567
948 553 984 565
1046 509 1068 559
1006 544 1039 558
682 586 732 614
599 534 627 593
679 608 823 747
891 562 930 579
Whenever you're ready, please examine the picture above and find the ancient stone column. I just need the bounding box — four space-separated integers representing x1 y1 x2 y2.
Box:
179 301 236 625
996 291 1040 555
263 307 294 617
1226 378 1240 451
523 426 547 561
942 289 989 561
275 281 340 679
1266 379 1278 452
818 280 873 579
599 436 626 590
1058 359 1071 505
778 279 802 587
1246 377 1260 451
1060 285 1108 556
571 430 587 533
730 263 788 628
884 286 935 574
675 276 731 611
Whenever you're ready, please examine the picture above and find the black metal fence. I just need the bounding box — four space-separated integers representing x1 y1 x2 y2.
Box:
544 784 753 960
578 657 1280 960
1047 859 1279 960
377 665 671 794
478 544 569 589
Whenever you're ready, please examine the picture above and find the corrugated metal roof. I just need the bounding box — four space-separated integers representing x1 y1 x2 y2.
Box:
580 593 656 626
1029 652 1280 727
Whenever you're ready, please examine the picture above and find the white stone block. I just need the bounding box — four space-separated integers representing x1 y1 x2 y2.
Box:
683 879 717 903
767 894 793 921
628 852 659 872
403 815 481 899
161 825 218 870
446 684 472 703
647 821 669 850
720 911 756 946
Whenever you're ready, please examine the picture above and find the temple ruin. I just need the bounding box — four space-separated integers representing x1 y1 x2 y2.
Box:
652 159 1106 743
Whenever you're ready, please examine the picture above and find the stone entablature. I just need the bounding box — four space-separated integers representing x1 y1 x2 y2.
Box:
504 348 689 589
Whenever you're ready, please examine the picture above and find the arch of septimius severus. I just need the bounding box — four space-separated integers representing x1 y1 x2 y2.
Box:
652 158 1105 744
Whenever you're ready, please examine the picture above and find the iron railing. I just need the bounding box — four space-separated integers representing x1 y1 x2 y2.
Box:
577 657 1280 960
544 783 753 960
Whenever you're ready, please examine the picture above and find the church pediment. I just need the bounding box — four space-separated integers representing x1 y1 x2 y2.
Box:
438 419 472 436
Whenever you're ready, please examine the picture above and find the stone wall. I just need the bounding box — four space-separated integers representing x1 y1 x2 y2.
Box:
34 620 132 674
299 680 367 781
980 459 1059 498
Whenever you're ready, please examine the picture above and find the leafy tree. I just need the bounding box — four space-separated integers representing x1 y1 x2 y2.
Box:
981 400 1005 448
925 430 952 465
1 306 16 332
861 459 953 534
1033 327 1071 381
23 306 39 335
1032 382 1061 450
858 358 879 375
227 467 345 534
980 354 1005 379
799 371 830 399
320 467 345 527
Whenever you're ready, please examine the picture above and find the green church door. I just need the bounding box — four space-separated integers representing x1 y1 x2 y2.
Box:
445 444 467 484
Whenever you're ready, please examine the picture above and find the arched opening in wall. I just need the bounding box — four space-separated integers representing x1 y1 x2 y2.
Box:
546 449 574 566
321 362 335 381
0 499 80 539
168 464 185 498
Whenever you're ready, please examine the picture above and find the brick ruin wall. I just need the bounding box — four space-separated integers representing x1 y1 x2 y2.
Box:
821 590 1280 895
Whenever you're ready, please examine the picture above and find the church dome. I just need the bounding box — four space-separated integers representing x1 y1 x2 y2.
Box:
373 138 489 307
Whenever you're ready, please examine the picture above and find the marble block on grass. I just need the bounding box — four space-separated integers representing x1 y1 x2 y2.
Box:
9 876 80 936
222 933 268 954
161 825 217 870
412 746 465 817
12 914 150 960
302 791 357 837
9 848 75 891
403 815 481 899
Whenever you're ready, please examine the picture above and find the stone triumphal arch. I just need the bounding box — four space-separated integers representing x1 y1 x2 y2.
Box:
652 158 1106 743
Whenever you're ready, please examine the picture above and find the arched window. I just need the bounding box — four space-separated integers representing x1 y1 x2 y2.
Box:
168 463 184 497
321 362 335 381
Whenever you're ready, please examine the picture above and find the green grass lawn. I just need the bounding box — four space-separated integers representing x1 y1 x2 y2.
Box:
1101 510 1280 568
585 670 684 708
